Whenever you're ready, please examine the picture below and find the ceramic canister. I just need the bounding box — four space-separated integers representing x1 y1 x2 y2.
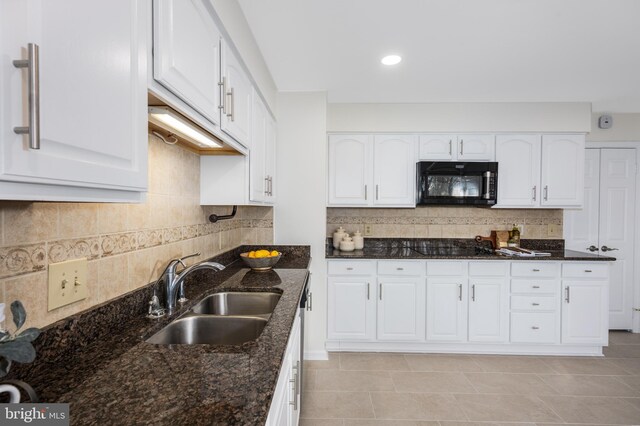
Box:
333 226 347 249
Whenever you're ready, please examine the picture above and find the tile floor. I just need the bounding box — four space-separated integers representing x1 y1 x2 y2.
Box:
300 331 640 425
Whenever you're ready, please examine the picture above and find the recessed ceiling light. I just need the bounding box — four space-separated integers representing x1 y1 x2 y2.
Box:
381 55 402 66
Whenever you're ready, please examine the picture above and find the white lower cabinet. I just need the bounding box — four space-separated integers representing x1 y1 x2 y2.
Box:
266 316 301 426
377 278 426 341
426 278 467 342
327 259 610 355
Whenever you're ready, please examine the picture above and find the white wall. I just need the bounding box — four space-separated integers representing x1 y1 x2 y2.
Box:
588 113 640 142
208 0 278 113
327 102 592 133
274 92 328 359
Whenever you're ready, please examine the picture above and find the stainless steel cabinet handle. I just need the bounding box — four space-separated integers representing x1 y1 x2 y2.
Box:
364 185 368 200
218 77 227 113
458 284 462 301
532 269 540 272
376 184 379 200
565 286 570 303
543 185 548 201
449 140 452 156
346 267 353 271
264 177 269 195
586 245 599 252
307 291 313 311
585 270 592 273
601 246 619 252
289 376 297 407
471 284 476 301
396 267 404 271
532 285 540 289
228 87 235 121
13 43 40 150
531 326 540 330
367 283 370 300
379 283 382 300
532 302 540 306
532 186 537 202
460 139 464 156
291 362 299 410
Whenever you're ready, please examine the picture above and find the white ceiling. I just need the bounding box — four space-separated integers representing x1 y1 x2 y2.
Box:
238 0 640 112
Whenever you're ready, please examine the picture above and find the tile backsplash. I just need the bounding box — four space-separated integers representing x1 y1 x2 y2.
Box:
327 207 562 239
0 135 273 330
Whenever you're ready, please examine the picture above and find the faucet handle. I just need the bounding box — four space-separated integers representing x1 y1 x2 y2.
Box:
179 252 200 263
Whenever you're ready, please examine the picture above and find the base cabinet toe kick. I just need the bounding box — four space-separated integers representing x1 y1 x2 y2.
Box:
327 259 610 356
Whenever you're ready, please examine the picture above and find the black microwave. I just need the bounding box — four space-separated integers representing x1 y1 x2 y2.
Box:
416 161 498 206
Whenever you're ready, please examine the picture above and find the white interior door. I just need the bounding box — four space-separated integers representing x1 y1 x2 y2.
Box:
599 149 636 329
564 148 636 329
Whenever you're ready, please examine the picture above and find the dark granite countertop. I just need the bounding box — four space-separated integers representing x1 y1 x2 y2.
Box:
8 245 311 426
325 238 616 262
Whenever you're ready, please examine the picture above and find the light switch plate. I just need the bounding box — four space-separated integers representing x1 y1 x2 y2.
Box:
48 258 88 311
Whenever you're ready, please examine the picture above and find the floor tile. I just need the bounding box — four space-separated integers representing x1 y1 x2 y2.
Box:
343 420 437 426
391 372 476 393
609 331 640 346
304 369 317 391
617 375 640 392
307 353 340 370
623 397 640 410
340 353 411 371
604 344 640 358
543 357 630 375
440 423 535 426
539 374 639 397
470 356 556 374
301 391 375 419
454 394 561 422
539 395 640 424
300 420 344 426
608 358 640 375
370 392 467 421
463 372 557 395
315 370 394 392
404 355 483 372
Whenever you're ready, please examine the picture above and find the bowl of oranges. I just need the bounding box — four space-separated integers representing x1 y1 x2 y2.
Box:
240 249 282 271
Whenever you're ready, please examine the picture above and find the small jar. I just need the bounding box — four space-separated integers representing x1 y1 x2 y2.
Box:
353 230 364 250
333 227 347 249
340 236 355 252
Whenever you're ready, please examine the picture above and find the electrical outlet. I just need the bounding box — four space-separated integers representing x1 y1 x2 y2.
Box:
364 224 372 236
48 258 88 311
515 224 524 236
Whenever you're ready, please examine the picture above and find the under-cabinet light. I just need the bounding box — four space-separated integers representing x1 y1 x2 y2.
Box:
148 106 222 148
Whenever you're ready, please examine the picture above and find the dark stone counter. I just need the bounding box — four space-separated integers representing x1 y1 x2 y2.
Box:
7 245 311 425
325 238 615 262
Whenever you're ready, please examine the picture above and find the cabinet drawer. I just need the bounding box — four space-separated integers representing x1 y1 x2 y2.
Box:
469 262 507 277
511 279 559 295
511 262 559 278
426 261 466 276
511 295 557 311
562 263 608 278
378 261 425 276
510 312 559 344
327 261 375 276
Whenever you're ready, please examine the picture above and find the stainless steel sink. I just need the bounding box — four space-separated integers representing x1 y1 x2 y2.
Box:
190 292 281 316
146 315 268 345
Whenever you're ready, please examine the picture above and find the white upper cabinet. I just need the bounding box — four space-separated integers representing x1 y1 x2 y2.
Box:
249 90 275 204
265 112 277 202
328 135 372 205
495 135 542 207
373 135 416 206
153 0 222 125
220 39 252 147
540 135 585 207
419 134 495 161
0 0 147 201
496 134 585 208
328 134 415 207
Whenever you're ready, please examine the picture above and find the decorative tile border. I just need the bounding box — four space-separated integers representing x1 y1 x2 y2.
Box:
327 215 562 226
0 218 272 280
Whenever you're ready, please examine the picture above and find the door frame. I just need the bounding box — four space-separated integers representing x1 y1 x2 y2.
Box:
583 141 640 332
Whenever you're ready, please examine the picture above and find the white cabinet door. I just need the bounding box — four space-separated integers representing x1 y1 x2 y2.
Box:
328 135 372 206
265 112 277 202
377 278 426 341
328 277 375 340
0 0 147 197
153 0 221 125
561 281 608 345
426 278 467 342
541 134 585 207
418 134 456 160
250 92 267 202
373 135 416 206
468 279 508 342
221 39 252 147
458 135 495 161
266 316 300 426
495 135 541 207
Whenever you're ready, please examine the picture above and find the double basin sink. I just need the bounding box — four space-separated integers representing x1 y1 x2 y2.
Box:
146 292 281 346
